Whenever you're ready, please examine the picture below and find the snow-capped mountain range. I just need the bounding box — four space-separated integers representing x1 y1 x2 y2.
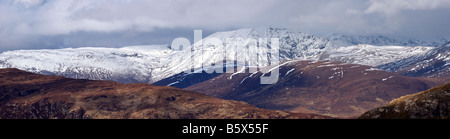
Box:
0 45 176 83
0 27 448 83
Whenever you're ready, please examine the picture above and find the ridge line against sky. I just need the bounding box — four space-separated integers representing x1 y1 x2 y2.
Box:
1 0 450 51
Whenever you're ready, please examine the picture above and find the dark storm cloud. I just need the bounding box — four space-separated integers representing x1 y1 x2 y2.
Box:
1 0 450 51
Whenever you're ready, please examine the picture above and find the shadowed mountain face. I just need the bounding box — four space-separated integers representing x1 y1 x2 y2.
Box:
186 60 449 118
359 83 450 119
0 68 331 119
153 69 223 89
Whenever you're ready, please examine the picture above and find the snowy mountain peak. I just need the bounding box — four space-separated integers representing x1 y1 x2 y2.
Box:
198 27 333 60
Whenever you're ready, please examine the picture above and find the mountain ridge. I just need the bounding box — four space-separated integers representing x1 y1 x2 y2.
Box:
0 27 448 84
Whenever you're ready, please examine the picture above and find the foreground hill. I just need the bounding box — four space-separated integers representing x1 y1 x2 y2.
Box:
186 60 449 117
359 83 450 119
0 68 329 119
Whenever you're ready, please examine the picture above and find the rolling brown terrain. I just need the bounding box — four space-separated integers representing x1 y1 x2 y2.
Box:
186 60 450 118
0 68 331 119
359 83 450 119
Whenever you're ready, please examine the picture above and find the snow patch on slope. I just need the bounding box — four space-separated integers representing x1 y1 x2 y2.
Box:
320 44 433 67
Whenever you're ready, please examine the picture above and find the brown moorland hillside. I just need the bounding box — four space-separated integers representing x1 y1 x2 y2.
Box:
359 83 450 119
0 68 330 119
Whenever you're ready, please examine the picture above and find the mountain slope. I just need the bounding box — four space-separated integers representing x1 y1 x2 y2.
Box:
0 68 330 119
320 44 433 67
155 27 336 82
186 60 449 117
359 83 450 119
152 68 223 88
157 28 442 88
0 45 176 83
378 42 450 78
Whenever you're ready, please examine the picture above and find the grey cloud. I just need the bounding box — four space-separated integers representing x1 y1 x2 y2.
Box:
1 0 450 51
364 0 450 16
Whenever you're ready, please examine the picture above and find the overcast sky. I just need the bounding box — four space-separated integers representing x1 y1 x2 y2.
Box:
1 0 450 51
